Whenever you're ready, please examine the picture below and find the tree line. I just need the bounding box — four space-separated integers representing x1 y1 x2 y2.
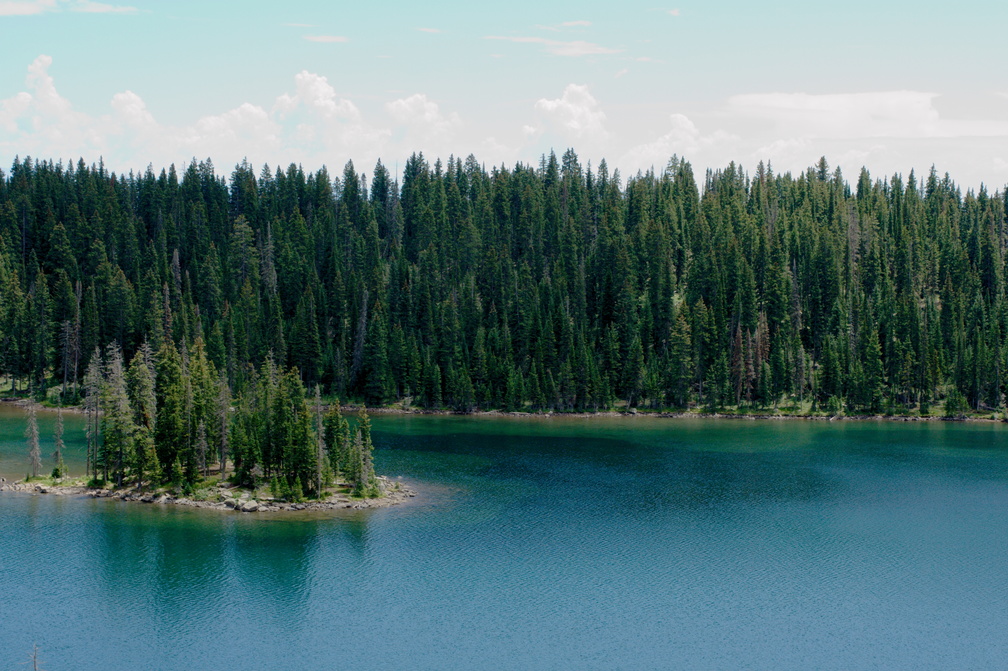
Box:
0 152 1005 426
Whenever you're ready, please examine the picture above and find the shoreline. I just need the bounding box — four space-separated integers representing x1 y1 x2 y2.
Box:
0 476 418 513
361 405 1007 424
3 397 1005 424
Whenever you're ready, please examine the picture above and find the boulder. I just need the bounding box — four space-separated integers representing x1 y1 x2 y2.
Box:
224 498 238 509
240 500 259 512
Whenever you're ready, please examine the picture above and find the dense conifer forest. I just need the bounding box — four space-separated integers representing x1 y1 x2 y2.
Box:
1 151 1006 488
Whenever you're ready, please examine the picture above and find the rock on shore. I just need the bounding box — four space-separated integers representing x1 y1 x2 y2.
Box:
0 476 418 514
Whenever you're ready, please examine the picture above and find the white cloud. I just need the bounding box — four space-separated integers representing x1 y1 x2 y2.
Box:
0 0 134 15
71 0 136 13
615 68 629 78
535 84 607 138
0 92 32 131
110 90 155 129
303 35 347 43
0 55 97 159
5 54 1006 193
386 93 460 144
416 27 440 33
480 135 511 156
484 36 620 57
387 93 439 125
286 70 360 120
0 0 55 15
0 55 401 171
609 90 1008 189
620 113 735 171
668 8 680 16
180 103 281 158
712 90 1008 186
270 70 388 161
25 54 73 117
727 91 1008 140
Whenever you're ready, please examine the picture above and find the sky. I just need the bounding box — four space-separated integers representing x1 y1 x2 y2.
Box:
2 0 1008 190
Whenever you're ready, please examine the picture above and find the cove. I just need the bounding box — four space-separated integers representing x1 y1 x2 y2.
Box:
2 411 1008 669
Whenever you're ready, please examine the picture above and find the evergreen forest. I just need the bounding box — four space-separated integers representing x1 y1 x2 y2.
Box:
2 151 1007 486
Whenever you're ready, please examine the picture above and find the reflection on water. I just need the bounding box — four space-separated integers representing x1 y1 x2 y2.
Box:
2 415 1008 669
0 404 88 480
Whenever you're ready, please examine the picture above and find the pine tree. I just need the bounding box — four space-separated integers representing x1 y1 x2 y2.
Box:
101 343 135 487
25 402 41 479
52 406 66 479
348 429 365 496
323 398 350 480
126 342 157 436
154 342 186 483
289 285 322 386
27 266 51 395
362 299 391 405
216 372 231 476
314 386 326 495
666 309 692 408
129 423 154 491
862 324 884 413
196 420 208 477
83 348 102 480
357 407 376 495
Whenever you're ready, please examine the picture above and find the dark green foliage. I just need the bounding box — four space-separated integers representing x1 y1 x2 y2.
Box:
944 388 969 418
1 154 1005 423
154 342 186 481
323 399 350 478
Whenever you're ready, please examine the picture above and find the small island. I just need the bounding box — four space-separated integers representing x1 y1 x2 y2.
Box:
1 473 415 512
3 347 415 513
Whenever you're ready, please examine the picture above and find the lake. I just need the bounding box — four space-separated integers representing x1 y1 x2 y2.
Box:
2 404 1007 669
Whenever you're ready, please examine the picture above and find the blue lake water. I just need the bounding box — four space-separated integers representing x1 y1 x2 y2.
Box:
2 406 1007 669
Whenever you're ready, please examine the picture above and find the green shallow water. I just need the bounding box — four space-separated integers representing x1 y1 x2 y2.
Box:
2 406 1008 669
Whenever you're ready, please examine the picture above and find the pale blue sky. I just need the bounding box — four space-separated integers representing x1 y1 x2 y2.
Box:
2 0 1007 188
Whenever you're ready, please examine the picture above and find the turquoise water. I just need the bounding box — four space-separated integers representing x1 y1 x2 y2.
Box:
2 407 1008 669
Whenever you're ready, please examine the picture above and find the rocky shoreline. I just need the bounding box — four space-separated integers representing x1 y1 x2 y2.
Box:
364 404 1003 423
0 476 417 513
